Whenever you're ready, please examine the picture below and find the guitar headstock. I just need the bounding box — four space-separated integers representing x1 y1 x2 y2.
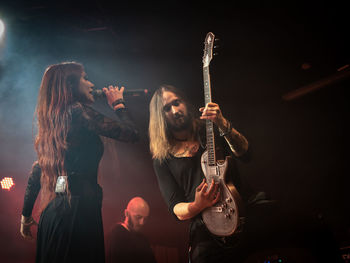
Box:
202 32 216 68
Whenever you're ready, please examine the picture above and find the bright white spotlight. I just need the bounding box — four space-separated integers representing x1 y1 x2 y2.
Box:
0 19 5 38
1 177 15 190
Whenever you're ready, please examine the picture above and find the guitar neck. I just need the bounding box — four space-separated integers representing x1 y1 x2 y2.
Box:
203 65 216 166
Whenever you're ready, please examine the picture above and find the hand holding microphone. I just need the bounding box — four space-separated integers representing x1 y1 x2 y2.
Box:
102 85 125 110
92 87 148 99
92 86 148 110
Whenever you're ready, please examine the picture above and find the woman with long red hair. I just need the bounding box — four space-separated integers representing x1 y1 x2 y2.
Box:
20 62 139 262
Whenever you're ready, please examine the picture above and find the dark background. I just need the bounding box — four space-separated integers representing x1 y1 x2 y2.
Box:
0 1 348 262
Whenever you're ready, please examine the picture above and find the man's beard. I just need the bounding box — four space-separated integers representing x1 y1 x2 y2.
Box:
167 114 192 132
128 217 140 232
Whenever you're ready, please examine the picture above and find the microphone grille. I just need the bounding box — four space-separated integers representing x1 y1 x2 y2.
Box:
91 89 105 98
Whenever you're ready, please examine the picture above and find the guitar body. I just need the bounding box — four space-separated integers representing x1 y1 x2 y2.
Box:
201 150 244 236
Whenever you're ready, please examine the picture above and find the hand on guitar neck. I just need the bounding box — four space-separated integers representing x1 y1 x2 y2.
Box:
173 179 220 221
199 101 248 157
199 102 229 131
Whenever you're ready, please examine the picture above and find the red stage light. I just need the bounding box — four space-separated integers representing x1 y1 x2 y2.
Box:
1 177 15 190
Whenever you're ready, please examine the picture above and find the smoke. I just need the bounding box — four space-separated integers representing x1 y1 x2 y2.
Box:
0 26 49 174
0 14 174 263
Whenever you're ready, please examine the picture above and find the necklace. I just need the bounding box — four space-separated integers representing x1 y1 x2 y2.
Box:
173 137 188 142
172 140 199 157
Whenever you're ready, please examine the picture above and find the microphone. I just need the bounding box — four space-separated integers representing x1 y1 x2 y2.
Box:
92 88 148 99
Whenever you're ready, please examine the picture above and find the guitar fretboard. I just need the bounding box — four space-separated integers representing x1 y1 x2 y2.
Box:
203 65 216 166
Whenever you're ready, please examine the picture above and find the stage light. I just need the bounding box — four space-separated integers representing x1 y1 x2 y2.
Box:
1 177 15 190
0 19 5 38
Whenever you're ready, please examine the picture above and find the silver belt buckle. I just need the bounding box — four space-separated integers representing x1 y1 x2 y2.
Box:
55 176 68 193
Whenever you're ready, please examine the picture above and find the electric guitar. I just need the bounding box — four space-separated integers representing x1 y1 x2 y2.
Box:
201 32 245 236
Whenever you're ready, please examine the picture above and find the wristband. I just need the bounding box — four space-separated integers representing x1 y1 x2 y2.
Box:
219 121 232 137
113 104 125 111
21 216 34 225
112 98 125 107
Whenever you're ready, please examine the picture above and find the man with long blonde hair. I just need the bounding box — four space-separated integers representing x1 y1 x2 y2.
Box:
148 84 254 263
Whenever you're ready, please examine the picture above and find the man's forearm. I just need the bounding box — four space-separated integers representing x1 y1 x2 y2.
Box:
219 119 249 156
225 127 249 156
173 202 202 221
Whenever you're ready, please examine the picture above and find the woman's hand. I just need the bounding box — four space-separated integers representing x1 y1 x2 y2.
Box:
20 215 38 240
103 85 125 110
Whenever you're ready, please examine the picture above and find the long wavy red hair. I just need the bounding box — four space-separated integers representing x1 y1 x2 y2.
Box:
35 62 83 211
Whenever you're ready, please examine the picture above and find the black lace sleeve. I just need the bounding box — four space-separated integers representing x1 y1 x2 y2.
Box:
22 162 41 217
72 104 139 142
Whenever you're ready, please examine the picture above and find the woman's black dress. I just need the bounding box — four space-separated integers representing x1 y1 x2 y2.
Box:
22 104 139 263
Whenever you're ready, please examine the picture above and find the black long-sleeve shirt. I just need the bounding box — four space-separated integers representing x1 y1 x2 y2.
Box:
152 124 248 219
107 223 157 263
22 104 139 217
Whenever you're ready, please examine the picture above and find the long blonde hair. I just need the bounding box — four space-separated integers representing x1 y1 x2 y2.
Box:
148 85 198 161
35 62 83 211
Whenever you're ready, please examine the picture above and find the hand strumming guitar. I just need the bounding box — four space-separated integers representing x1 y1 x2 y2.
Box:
173 179 220 221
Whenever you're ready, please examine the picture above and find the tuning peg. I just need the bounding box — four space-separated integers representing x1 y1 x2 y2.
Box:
214 45 220 49
214 38 220 42
213 52 219 56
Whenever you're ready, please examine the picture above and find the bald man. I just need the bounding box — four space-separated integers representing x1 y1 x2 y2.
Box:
107 197 157 263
